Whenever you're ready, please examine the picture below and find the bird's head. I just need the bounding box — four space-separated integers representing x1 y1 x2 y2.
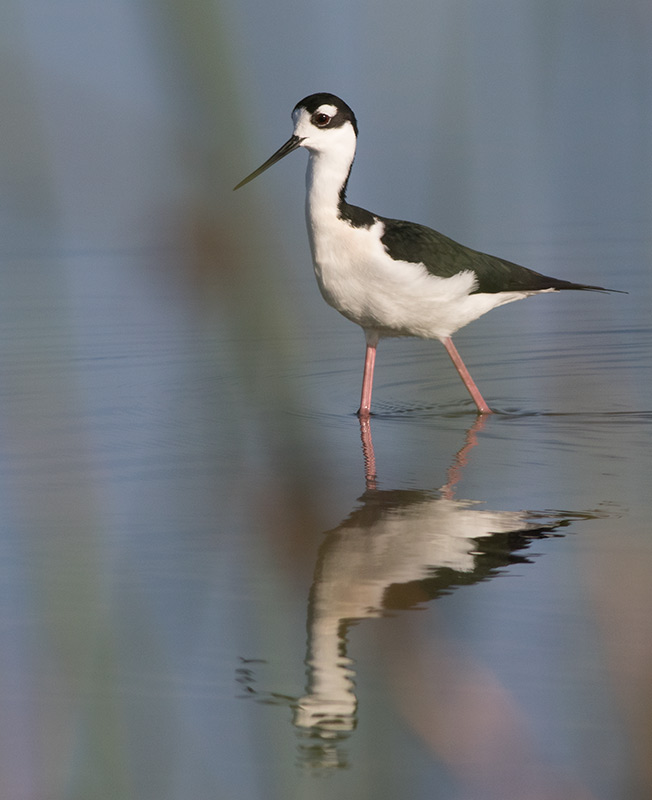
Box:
234 93 358 190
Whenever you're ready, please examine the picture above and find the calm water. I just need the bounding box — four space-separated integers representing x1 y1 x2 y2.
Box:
4 0 651 796
1 233 650 799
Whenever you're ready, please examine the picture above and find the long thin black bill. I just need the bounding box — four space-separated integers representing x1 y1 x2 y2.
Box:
233 135 304 190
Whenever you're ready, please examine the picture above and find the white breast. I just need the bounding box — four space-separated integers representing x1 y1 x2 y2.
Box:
307 214 527 340
302 141 528 341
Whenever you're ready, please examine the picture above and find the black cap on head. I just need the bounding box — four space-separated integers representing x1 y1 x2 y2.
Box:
294 93 358 136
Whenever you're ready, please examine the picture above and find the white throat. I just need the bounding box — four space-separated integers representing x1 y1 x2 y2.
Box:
302 131 357 224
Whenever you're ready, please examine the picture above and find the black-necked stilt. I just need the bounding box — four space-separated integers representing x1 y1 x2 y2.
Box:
235 93 621 416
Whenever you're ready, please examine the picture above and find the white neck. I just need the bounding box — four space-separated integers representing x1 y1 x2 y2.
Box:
304 134 357 225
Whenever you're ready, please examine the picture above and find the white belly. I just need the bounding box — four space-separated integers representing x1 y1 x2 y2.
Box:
307 217 527 341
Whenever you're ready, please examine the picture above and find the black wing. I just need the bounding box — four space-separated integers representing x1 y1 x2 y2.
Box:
379 217 614 294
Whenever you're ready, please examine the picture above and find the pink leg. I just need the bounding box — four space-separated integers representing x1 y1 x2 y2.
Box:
358 340 377 417
442 337 493 414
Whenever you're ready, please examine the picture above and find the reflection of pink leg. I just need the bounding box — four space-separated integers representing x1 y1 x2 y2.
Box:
358 340 377 418
442 337 493 415
441 415 488 499
359 417 377 490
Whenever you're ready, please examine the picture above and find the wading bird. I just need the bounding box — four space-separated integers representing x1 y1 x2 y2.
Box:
235 93 619 416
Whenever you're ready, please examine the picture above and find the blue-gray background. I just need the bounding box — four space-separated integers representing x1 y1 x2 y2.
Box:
2 1 651 798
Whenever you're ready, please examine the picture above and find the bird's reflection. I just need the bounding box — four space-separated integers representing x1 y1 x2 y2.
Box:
241 416 601 771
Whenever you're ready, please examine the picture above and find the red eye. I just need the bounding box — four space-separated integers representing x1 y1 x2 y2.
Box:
313 112 331 127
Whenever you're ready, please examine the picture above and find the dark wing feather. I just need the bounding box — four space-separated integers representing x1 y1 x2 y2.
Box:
379 217 615 293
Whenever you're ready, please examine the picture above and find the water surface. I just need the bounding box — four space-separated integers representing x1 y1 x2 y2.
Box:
3 2 652 795
1 237 650 799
